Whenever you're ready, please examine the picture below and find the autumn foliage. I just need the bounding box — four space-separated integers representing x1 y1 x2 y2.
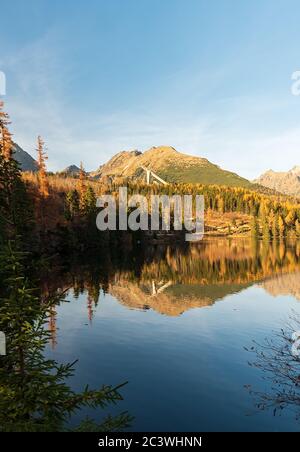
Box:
36 135 49 198
0 101 13 160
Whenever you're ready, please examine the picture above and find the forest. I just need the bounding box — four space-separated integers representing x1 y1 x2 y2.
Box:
0 102 132 431
1 100 300 431
21 161 300 250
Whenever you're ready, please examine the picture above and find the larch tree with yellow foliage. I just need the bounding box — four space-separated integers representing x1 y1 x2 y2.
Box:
278 215 286 238
78 161 87 209
36 136 49 198
1 127 13 161
295 219 300 238
0 100 13 160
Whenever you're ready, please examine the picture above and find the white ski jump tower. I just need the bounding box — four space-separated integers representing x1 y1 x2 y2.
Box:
140 166 168 185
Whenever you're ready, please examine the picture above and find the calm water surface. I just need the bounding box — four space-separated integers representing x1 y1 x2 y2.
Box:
45 239 300 431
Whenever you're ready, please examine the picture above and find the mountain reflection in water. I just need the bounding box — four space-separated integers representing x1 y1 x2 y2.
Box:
43 238 300 322
43 238 300 431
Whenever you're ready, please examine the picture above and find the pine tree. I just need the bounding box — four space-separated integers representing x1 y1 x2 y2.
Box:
0 102 33 245
0 242 132 432
81 186 98 249
82 186 96 217
65 189 80 220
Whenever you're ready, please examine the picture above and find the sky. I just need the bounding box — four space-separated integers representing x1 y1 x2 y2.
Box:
1 0 300 178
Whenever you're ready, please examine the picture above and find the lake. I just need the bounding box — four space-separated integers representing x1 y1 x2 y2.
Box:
45 238 300 431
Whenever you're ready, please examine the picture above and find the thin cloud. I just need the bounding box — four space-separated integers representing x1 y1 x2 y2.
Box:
1 30 299 178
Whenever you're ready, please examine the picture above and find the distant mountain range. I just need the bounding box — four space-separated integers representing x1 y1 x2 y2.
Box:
254 166 300 197
90 146 252 188
12 142 299 195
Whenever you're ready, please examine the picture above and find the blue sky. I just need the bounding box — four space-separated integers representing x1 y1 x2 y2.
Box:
1 0 300 178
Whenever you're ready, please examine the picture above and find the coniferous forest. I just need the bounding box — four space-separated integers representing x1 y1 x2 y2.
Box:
0 102 133 431
1 98 300 432
3 1 300 436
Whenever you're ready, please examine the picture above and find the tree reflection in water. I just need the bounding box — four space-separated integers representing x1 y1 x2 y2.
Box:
41 238 300 319
246 312 300 420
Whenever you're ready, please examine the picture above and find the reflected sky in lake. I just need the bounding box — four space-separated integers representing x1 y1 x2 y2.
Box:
45 239 300 431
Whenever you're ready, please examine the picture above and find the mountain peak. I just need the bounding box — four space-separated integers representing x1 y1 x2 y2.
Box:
91 146 251 188
60 165 81 175
256 166 300 196
12 143 38 172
